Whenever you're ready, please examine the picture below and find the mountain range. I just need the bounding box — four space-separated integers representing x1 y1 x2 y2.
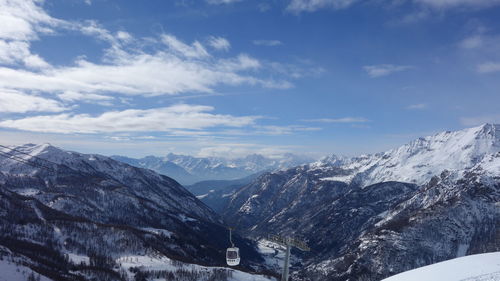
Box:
112 153 313 185
0 143 272 281
222 124 500 280
0 124 498 281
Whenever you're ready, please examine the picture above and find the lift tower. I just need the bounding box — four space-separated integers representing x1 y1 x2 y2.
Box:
268 235 310 281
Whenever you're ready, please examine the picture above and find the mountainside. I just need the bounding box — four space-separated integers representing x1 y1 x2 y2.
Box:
0 144 269 281
112 153 313 185
222 124 500 280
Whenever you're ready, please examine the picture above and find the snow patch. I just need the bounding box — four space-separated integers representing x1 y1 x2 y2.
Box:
141 227 173 238
196 194 209 199
16 188 40 196
178 214 197 222
319 175 355 183
66 253 90 265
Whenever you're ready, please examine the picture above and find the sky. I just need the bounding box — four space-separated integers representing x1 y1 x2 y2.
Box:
0 0 499 159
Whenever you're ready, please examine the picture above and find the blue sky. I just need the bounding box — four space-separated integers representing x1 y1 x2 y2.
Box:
0 0 499 158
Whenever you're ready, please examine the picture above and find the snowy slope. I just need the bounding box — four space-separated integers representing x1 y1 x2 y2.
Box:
0 259 52 281
382 252 500 281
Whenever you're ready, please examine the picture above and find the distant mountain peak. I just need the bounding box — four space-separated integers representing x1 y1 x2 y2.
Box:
312 124 500 187
112 152 314 185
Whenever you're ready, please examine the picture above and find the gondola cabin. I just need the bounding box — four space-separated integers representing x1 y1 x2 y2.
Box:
226 247 240 266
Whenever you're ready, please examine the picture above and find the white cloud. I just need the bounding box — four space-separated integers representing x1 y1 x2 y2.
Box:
302 117 369 123
460 35 483 49
268 61 325 79
57 91 114 106
206 0 242 4
197 143 297 159
219 54 261 71
258 3 272 12
0 42 291 96
459 32 500 73
414 0 500 9
0 0 64 71
0 89 67 113
287 0 357 13
0 40 50 70
208 36 231 51
460 114 500 126
0 40 29 64
255 125 321 135
116 31 132 42
0 0 69 69
23 54 51 69
363 64 413 78
0 0 296 102
252 40 283 46
286 0 500 14
406 103 428 110
161 34 209 59
459 32 500 53
0 0 307 146
0 0 64 41
477 62 500 73
0 104 259 134
399 9 431 24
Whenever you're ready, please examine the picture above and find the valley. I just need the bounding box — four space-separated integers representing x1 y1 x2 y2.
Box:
0 124 498 280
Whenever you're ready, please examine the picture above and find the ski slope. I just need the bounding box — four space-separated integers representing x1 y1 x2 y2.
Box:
382 252 500 281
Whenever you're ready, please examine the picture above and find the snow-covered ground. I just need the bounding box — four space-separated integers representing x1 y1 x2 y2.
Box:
140 227 173 238
0 260 52 281
0 252 275 281
116 254 276 281
382 252 500 281
257 238 303 276
257 239 286 269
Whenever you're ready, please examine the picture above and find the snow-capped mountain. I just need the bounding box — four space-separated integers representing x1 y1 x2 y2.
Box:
112 153 313 185
315 123 500 187
0 143 268 280
222 124 500 280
